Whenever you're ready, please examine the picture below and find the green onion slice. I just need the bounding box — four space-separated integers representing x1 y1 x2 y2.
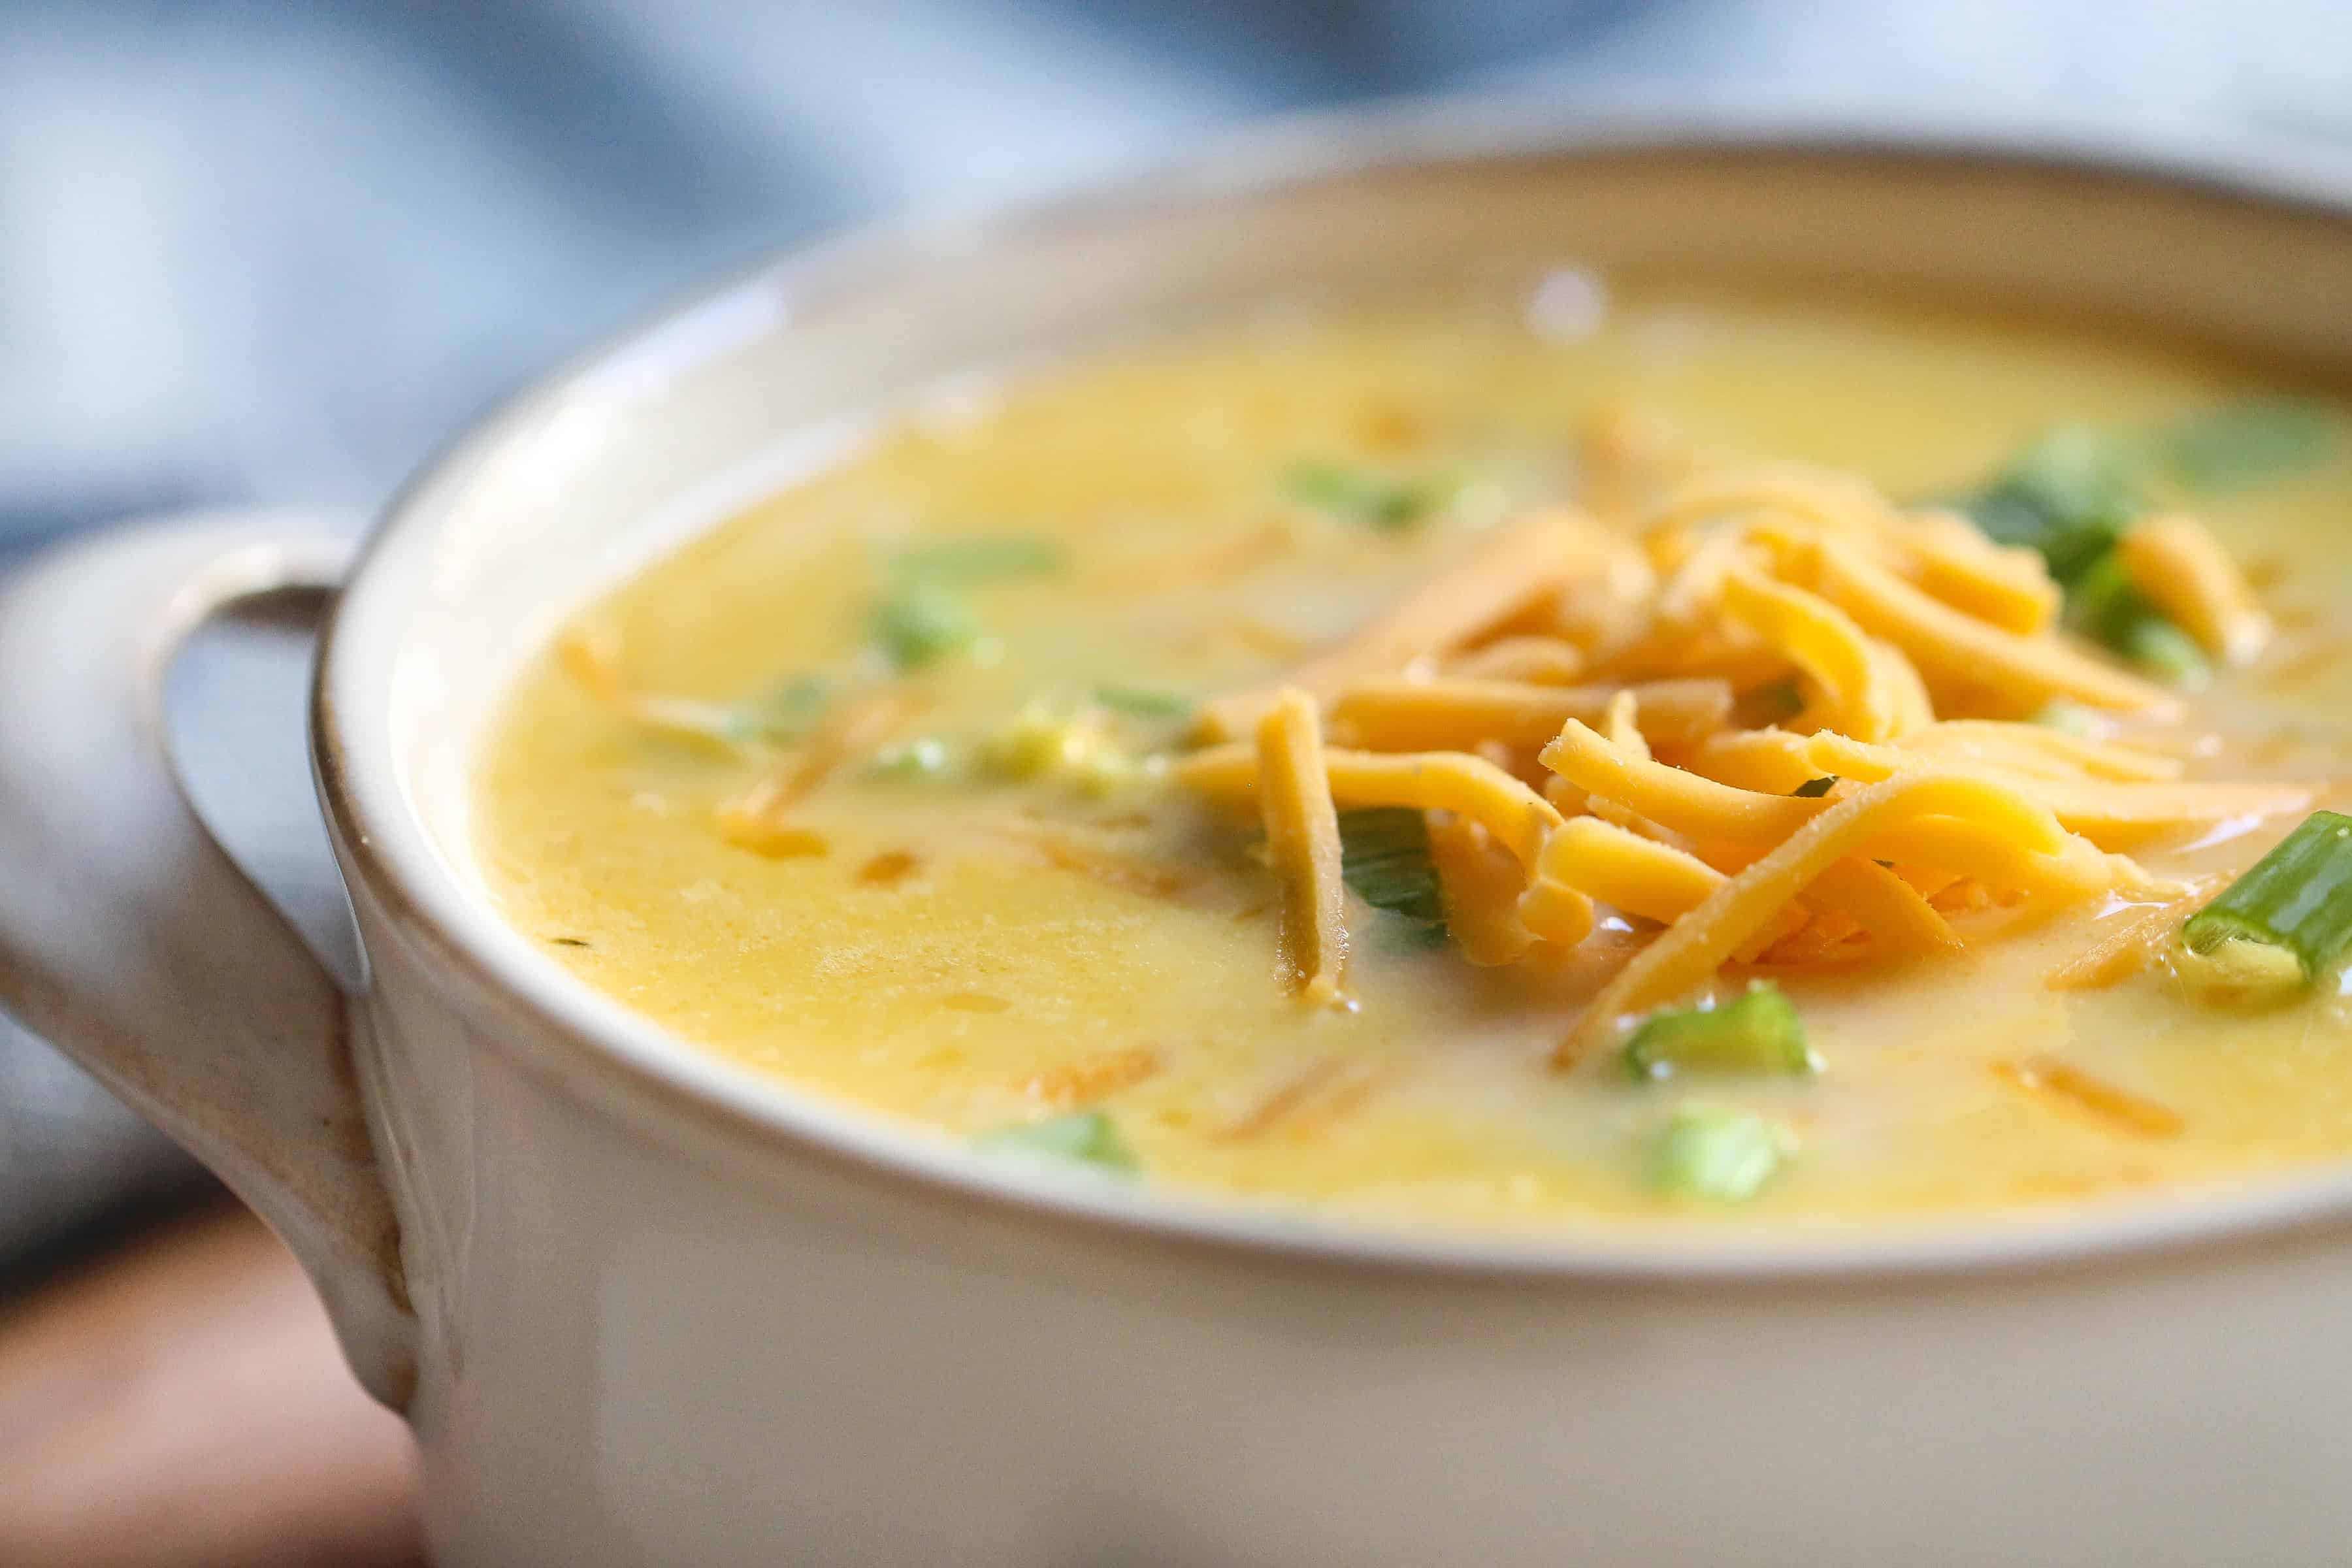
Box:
974 1109 1137 1173
874 584 979 668
1957 427 2144 587
1337 808 1447 929
2160 397 2332 493
1622 982 1816 1080
1649 1109 1795 1202
2117 617 2210 688
2182 810 2352 983
1955 403 2330 580
2172 938 2306 1009
1282 459 1459 532
1092 683 1195 719
2063 552 2209 685
868 736 954 778
2029 698 2106 738
1733 678 1805 728
1938 407 2312 680
1791 776 1838 798
871 536 1059 668
894 536 1066 583
722 673 833 743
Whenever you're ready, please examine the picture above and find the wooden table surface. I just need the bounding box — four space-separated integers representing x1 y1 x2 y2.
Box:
0 1203 426 1567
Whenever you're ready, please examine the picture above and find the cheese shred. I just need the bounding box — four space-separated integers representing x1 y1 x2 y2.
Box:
1254 689 1349 1007
2120 514 2274 666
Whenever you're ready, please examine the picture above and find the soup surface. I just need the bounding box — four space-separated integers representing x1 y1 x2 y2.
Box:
475 285 2352 1235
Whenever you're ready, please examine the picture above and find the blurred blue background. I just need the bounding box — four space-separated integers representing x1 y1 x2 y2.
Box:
3 0 2351 1269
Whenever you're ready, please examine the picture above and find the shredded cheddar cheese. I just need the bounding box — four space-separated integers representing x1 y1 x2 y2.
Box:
721 691 915 853
1804 857 1963 960
1445 635 1588 683
2120 514 2274 666
1196 509 1613 740
1516 875 1597 947
1803 535 2177 715
1648 463 1899 546
1682 726 2310 847
1895 720 2181 781
1718 565 1909 741
2045 883 2219 990
1993 1055 2184 1137
1535 816 1723 923
1255 689 1349 1006
1166 453 2291 1058
1555 770 2093 1066
1541 719 1824 845
1897 509 2062 634
1331 676 1731 752
1428 816 1539 966
559 624 755 754
1180 744 1562 866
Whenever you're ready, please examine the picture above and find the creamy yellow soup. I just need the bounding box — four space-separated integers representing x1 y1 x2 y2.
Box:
475 287 2352 1233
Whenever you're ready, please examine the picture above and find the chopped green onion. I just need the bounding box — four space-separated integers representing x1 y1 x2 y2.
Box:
1066 748 1149 798
2119 617 2210 687
1337 808 1446 929
1791 776 1838 798
1957 402 2330 581
1092 682 1194 719
894 535 1066 583
872 536 1057 668
1622 982 1815 1080
1282 459 1459 532
976 706 1151 796
2029 698 2106 738
874 584 979 668
2063 552 2208 685
721 673 833 743
2172 937 2306 1009
2160 397 2332 493
2063 549 2140 632
613 696 762 751
1733 678 1805 728
981 706 1096 777
1957 427 2144 587
868 736 954 779
1944 408 2313 674
2181 810 2352 983
1648 1108 1794 1202
974 1109 1137 1173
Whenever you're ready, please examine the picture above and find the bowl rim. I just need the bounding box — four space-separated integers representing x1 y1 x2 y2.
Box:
312 98 2352 1285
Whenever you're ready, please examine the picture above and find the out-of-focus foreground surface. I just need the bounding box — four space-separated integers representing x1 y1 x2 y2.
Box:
0 1203 422 1567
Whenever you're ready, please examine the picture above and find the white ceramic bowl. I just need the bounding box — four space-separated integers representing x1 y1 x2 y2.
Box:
5 109 2352 1566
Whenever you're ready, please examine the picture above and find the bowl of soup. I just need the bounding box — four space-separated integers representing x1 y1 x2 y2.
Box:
4 110 2352 1565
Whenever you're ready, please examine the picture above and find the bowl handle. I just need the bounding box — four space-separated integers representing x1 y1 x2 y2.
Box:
0 512 416 1410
